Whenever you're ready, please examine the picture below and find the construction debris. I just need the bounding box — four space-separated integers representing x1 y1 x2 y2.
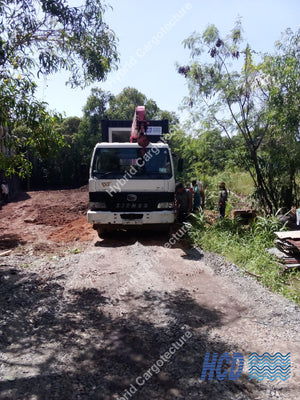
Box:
269 231 300 270
275 231 300 240
0 249 12 257
277 209 299 230
231 209 256 224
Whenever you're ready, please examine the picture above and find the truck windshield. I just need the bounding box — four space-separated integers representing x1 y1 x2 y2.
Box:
92 147 172 179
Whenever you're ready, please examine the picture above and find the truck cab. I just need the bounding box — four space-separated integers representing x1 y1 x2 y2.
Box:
87 141 175 236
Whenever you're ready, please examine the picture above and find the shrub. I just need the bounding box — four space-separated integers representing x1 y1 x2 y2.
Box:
188 213 300 305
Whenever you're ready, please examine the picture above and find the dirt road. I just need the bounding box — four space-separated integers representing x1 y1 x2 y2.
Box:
0 190 299 399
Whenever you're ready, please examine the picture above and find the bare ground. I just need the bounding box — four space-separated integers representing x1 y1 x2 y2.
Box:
0 189 299 400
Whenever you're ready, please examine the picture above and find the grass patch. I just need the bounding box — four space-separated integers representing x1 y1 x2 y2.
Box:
198 170 255 211
215 171 254 196
200 170 254 197
188 213 300 305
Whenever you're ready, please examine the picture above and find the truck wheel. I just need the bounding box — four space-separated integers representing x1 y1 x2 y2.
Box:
158 225 173 236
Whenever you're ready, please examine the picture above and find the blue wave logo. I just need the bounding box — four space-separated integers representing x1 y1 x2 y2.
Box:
248 352 290 381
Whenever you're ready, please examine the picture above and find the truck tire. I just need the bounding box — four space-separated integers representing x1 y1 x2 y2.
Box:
167 225 173 236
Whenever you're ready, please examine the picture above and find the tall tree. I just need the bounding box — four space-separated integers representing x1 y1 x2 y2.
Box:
75 88 112 165
0 0 118 86
28 116 83 188
155 110 179 127
178 23 300 211
0 0 118 177
169 126 231 181
260 29 300 209
107 87 159 120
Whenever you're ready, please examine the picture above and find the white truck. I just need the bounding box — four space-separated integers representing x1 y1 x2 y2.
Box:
87 109 176 236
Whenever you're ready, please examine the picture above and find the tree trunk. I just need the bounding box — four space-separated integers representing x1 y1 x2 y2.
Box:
250 149 277 213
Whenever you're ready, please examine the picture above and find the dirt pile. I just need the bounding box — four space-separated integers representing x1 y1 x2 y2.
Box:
48 216 95 242
35 203 87 226
0 187 92 250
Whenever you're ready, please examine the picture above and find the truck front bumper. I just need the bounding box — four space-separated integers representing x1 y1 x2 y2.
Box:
87 210 175 225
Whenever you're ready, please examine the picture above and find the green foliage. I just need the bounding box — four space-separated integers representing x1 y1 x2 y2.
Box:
0 0 118 87
27 87 179 187
189 211 207 231
189 214 300 305
106 87 159 120
259 28 300 210
28 115 90 188
0 0 118 177
200 170 255 211
75 88 112 165
0 151 32 178
155 110 179 126
178 23 300 212
169 126 233 183
253 212 285 242
209 170 253 196
0 78 64 177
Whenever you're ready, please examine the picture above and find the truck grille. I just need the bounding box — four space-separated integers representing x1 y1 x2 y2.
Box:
120 214 143 220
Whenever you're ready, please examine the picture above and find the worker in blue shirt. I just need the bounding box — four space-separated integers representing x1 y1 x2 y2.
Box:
192 180 205 212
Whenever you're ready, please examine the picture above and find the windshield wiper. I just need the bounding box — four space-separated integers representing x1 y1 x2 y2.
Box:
93 171 119 177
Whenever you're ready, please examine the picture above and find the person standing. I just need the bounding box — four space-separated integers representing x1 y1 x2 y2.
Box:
192 180 205 212
218 182 228 218
1 180 9 203
192 180 201 212
175 182 192 223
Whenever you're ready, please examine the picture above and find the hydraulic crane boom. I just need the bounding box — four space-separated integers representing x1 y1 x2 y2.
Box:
130 106 150 147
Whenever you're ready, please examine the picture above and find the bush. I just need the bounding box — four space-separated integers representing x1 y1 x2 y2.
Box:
188 213 300 305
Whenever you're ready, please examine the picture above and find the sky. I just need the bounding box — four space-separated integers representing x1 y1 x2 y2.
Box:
36 0 300 120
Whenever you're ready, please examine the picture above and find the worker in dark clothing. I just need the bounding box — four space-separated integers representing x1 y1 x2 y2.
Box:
175 182 192 223
218 182 228 218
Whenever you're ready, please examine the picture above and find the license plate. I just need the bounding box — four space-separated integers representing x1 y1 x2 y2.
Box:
122 219 142 225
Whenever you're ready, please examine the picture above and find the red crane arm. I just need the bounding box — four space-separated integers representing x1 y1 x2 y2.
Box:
130 106 150 147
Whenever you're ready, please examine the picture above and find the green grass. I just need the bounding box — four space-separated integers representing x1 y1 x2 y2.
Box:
199 170 254 197
188 213 300 305
196 170 255 211
188 168 300 305
213 171 254 196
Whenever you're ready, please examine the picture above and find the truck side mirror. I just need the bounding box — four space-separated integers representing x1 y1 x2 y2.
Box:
177 158 183 172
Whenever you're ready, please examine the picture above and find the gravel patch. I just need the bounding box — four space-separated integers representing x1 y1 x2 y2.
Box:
202 250 300 337
0 240 299 400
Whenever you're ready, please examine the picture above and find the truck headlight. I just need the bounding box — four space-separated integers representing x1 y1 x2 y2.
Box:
90 202 106 210
157 202 173 209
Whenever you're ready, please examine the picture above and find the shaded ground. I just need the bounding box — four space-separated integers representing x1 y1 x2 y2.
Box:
0 189 299 399
0 234 26 251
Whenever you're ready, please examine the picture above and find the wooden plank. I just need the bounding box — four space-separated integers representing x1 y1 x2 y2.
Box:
0 249 12 257
275 231 300 239
285 239 300 250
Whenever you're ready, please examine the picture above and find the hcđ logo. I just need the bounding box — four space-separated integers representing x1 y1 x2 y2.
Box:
200 352 291 382
248 352 291 381
200 352 244 381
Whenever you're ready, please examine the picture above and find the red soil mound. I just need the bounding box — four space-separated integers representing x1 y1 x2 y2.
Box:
48 216 95 243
